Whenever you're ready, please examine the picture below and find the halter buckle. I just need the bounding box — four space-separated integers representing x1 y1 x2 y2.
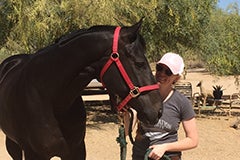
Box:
130 87 140 98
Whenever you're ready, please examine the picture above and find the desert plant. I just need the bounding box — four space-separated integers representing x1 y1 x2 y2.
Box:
212 85 223 99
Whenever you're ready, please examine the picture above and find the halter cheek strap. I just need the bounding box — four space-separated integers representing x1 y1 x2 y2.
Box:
100 27 159 111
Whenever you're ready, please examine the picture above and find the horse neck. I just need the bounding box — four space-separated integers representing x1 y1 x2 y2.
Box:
34 34 110 74
25 35 111 97
55 32 113 78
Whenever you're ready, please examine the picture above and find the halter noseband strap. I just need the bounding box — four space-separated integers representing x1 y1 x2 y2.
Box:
100 27 159 111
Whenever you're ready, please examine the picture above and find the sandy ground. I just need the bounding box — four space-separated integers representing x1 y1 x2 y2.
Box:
1 70 240 160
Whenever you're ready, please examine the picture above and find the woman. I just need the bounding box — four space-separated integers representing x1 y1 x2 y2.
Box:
132 52 198 160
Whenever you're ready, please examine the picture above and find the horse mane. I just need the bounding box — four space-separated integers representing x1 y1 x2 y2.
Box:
35 24 146 55
34 29 91 54
33 25 118 54
56 28 89 46
56 25 115 47
88 25 116 32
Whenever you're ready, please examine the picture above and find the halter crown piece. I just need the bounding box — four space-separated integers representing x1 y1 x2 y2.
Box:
100 27 159 111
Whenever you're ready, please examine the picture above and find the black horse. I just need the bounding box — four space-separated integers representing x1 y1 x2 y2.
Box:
0 20 162 160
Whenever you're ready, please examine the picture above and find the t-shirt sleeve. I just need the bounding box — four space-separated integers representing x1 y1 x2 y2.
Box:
179 94 195 121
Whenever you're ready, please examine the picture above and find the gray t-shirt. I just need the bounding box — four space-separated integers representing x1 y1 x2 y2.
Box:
141 89 195 145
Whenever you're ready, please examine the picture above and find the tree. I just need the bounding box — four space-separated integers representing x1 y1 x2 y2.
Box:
2 0 239 76
200 6 240 75
149 0 217 61
0 0 13 47
1 0 130 55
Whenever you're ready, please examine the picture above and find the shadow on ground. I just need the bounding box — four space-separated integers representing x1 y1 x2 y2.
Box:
86 104 119 129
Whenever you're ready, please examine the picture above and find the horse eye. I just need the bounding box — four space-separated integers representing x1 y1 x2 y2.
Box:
135 61 145 68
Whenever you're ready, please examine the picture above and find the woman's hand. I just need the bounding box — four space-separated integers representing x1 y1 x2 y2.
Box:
148 144 167 160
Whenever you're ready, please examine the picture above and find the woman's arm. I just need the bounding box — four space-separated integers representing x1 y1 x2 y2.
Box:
149 118 198 159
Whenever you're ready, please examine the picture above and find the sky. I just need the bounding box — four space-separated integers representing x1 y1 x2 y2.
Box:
217 0 240 9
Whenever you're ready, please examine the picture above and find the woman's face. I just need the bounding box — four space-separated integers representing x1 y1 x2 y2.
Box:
155 63 173 84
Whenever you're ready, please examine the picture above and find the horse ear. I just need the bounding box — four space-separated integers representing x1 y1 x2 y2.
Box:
131 18 143 33
123 18 143 42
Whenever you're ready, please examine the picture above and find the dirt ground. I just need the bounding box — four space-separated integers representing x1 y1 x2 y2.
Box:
1 70 240 160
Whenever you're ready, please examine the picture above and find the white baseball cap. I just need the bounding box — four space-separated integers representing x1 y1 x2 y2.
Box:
157 52 184 75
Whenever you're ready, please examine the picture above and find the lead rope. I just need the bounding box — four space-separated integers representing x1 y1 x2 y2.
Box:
127 109 171 160
145 148 171 160
116 114 127 160
116 109 134 160
116 125 127 160
116 113 171 160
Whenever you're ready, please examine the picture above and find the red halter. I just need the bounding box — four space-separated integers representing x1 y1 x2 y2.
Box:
100 27 159 111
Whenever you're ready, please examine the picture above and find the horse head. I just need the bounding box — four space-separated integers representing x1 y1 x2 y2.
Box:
98 20 162 124
46 19 162 124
